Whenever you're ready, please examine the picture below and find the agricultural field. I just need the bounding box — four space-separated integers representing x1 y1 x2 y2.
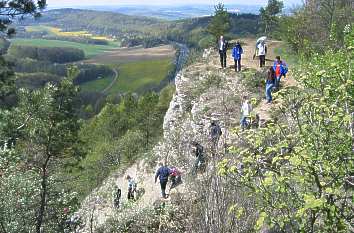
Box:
85 45 176 65
82 45 176 94
110 59 174 93
81 59 174 94
80 73 115 93
25 25 113 41
10 38 120 58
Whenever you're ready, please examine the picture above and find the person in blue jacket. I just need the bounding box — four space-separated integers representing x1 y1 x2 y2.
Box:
273 56 288 90
232 41 243 72
155 162 171 199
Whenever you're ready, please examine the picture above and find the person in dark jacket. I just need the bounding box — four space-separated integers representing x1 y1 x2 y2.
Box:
113 185 122 208
210 121 222 152
218 35 228 69
192 142 206 174
155 162 171 199
232 41 243 72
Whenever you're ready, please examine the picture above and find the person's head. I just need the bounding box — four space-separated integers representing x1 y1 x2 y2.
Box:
126 175 131 180
276 56 281 62
158 162 164 167
220 35 224 40
236 40 240 45
243 96 248 101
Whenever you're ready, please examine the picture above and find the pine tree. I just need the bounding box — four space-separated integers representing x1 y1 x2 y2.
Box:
207 3 231 40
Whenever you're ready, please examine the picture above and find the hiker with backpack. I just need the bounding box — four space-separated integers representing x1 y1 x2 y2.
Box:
155 162 171 199
210 121 222 152
192 141 206 174
266 66 276 104
240 96 253 130
218 35 228 69
232 41 243 72
113 185 122 208
126 175 136 200
169 167 182 191
273 56 288 90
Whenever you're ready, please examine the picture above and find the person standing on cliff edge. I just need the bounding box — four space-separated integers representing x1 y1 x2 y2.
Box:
218 35 228 69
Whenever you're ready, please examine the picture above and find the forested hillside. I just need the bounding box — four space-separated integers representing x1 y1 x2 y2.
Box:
18 8 261 48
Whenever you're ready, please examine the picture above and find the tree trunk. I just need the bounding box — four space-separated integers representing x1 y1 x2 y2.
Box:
35 156 51 233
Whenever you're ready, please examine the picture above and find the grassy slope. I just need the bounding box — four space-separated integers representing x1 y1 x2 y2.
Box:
80 74 115 92
109 59 173 94
11 38 119 58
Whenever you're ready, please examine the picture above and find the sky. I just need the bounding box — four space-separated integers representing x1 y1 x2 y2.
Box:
47 0 303 7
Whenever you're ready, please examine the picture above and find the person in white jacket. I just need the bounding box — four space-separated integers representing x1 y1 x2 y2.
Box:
257 41 267 67
240 96 252 129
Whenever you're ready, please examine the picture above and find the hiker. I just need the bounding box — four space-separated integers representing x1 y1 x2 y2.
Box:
232 41 243 72
155 162 171 199
266 66 276 104
64 214 81 233
192 142 206 174
240 96 253 130
257 41 267 67
113 185 122 208
273 56 288 90
169 167 182 191
210 121 222 151
126 175 136 200
218 35 228 69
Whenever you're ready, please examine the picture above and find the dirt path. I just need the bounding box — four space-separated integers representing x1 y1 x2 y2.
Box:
75 38 297 232
102 68 118 94
218 38 297 122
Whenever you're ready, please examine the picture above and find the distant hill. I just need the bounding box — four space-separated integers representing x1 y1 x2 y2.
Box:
18 9 260 48
19 9 168 38
47 4 262 20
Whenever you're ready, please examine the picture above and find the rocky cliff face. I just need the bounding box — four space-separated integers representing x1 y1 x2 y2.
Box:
75 43 270 232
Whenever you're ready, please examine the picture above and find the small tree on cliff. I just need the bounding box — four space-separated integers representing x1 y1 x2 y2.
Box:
259 0 284 35
207 3 231 40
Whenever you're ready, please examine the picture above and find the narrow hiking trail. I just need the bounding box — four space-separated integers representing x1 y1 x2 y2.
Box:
211 38 298 122
102 68 118 94
75 38 298 232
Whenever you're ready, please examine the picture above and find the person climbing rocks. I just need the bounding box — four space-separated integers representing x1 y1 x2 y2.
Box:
64 214 81 233
273 56 288 90
240 96 253 130
218 35 228 69
210 121 222 152
126 175 136 200
192 141 206 174
113 185 122 208
169 166 182 191
155 162 171 199
257 41 267 68
266 66 276 104
232 41 243 72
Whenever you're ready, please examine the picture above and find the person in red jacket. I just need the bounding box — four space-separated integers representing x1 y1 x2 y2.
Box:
169 167 182 191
